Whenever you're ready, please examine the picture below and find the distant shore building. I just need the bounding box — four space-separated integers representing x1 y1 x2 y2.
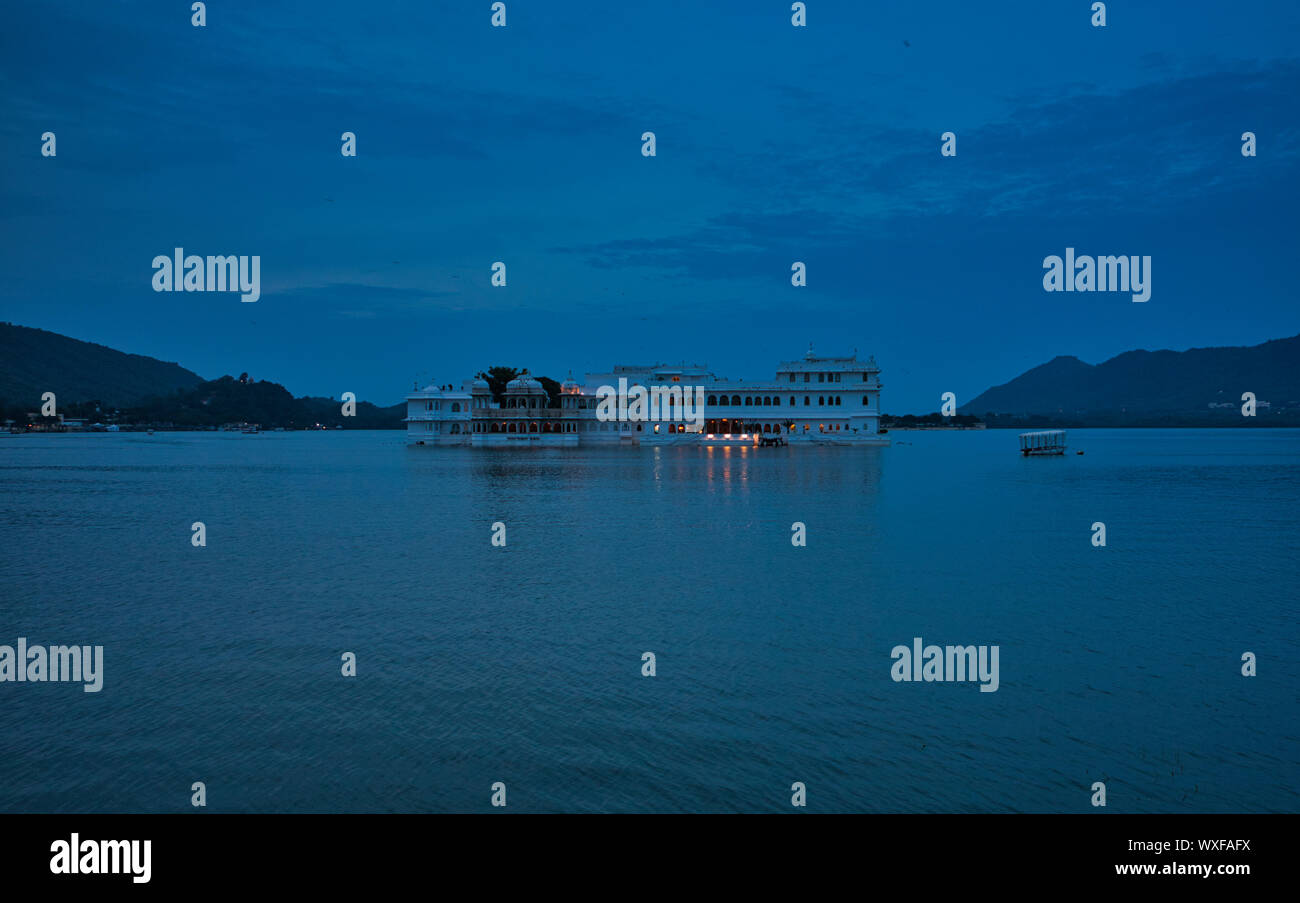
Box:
405 349 889 447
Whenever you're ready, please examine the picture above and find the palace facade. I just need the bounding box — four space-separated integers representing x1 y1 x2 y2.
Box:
405 349 889 447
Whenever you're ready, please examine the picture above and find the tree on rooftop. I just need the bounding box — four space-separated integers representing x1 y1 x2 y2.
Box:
477 367 519 405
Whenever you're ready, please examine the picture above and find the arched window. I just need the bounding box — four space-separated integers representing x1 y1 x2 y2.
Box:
530 422 539 433
835 396 842 406
818 396 824 406
731 395 741 406
507 423 516 433
451 402 460 412
863 396 869 405
707 395 717 405
804 396 810 406
744 397 752 406
763 397 771 406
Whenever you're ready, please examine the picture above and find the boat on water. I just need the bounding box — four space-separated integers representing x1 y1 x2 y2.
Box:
1019 429 1066 456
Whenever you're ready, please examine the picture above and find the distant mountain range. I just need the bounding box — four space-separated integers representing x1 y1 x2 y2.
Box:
4 322 1298 429
961 334 1300 426
0 322 403 428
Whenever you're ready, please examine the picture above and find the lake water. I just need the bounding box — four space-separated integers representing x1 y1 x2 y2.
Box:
0 428 1296 812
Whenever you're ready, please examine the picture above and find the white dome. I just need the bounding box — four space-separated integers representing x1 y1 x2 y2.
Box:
506 375 545 393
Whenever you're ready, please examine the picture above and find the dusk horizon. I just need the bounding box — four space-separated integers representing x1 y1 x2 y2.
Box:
11 316 1300 412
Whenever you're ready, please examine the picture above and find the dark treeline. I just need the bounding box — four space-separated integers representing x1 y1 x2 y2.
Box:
3 374 404 429
979 410 1300 429
882 412 984 428
881 410 1300 429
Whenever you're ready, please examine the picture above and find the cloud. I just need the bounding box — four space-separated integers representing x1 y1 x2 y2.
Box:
550 58 1300 292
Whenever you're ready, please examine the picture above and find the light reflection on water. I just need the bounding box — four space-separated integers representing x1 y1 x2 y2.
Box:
0 428 1295 812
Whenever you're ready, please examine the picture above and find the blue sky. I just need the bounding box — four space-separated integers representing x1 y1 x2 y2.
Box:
2 0 1297 410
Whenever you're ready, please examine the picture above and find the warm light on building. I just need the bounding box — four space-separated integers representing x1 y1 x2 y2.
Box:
405 350 889 448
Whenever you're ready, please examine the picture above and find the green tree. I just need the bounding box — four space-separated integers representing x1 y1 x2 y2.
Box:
477 367 519 406
536 376 562 409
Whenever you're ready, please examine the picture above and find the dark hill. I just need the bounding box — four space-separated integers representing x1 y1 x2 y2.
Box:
963 335 1300 424
0 323 402 428
0 321 204 409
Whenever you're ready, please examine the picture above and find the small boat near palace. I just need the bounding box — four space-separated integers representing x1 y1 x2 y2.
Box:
1019 429 1066 456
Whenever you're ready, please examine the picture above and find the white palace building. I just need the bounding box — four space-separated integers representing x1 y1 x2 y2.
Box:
405 349 889 447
